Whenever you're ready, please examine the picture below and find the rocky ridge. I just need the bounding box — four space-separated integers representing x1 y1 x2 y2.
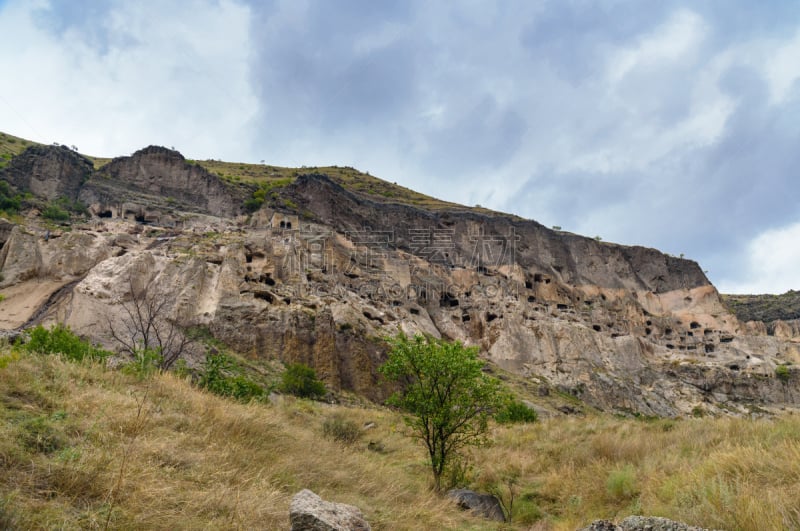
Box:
0 143 798 416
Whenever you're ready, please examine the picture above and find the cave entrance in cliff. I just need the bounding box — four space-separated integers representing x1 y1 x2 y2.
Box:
98 210 113 218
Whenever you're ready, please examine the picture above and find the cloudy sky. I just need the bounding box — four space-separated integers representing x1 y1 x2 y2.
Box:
1 0 799 294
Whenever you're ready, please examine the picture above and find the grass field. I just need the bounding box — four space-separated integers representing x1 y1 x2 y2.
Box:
1 347 798 530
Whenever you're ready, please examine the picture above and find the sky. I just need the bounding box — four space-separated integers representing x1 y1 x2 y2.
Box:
1 0 799 294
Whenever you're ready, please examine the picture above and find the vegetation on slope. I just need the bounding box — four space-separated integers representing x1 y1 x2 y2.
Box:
722 290 800 323
1 343 799 530
0 132 38 169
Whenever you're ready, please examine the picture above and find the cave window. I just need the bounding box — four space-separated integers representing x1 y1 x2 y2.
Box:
280 221 286 228
690 321 701 329
98 210 113 218
134 213 145 223
592 324 602 332
645 327 652 335
534 274 543 283
462 314 470 322
486 312 499 322
286 221 292 229
525 280 533 289
527 296 536 303
704 344 715 353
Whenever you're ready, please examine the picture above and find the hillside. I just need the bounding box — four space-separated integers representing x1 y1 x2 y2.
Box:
2 348 799 530
722 291 800 323
0 132 798 419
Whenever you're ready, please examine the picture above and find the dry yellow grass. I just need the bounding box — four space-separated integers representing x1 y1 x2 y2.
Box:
0 350 492 530
2 349 800 530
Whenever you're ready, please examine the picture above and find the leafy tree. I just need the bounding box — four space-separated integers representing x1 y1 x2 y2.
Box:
280 362 326 399
380 333 504 490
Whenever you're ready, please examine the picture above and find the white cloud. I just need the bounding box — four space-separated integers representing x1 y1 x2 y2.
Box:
607 9 706 83
0 0 258 160
764 29 800 104
718 221 800 294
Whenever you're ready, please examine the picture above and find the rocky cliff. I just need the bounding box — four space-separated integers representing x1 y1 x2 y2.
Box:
1 143 797 415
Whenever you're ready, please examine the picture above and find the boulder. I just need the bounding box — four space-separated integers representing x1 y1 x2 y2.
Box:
289 489 370 531
446 488 505 522
579 515 714 531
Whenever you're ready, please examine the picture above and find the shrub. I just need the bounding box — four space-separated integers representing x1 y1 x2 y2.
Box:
495 399 538 424
0 181 20 214
41 204 69 221
322 414 361 445
280 362 326 399
121 348 163 379
198 352 265 402
19 324 110 362
776 364 791 382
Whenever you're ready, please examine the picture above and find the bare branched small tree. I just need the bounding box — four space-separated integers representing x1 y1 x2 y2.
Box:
108 276 191 370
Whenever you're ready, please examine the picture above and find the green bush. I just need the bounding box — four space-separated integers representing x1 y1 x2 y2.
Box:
244 178 293 213
280 362 326 399
776 364 791 382
19 324 111 362
322 414 361 444
495 399 538 424
0 181 21 214
198 352 265 402
41 204 69 221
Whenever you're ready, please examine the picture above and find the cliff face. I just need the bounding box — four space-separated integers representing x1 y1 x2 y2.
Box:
3 145 92 201
82 146 248 219
1 145 798 416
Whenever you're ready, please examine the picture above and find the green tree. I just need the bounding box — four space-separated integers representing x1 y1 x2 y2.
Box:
380 333 503 490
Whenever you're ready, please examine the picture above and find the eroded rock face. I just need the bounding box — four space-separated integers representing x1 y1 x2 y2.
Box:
289 489 371 531
82 146 246 219
2 145 92 201
0 226 43 287
2 146 799 416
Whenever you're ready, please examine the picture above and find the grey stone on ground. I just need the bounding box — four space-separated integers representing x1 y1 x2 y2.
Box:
446 488 505 522
579 515 717 531
290 489 371 531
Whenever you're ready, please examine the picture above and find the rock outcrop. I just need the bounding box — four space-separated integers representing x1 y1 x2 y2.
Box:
2 145 92 201
80 146 247 220
289 489 371 531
